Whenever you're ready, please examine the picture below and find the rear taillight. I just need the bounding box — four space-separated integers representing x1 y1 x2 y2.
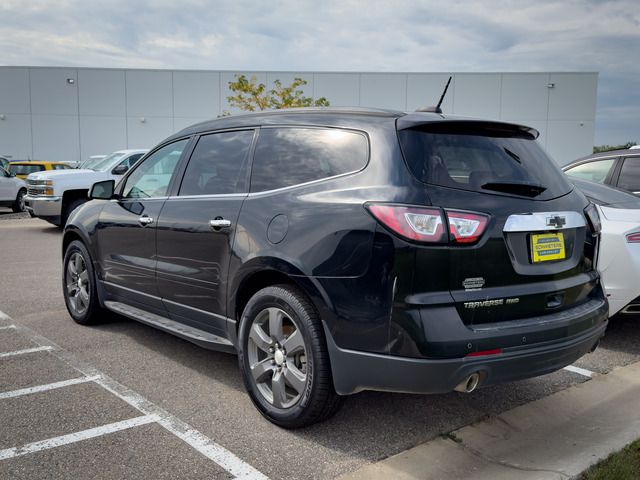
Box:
584 203 601 234
447 210 489 244
366 204 446 243
366 204 489 245
626 232 640 243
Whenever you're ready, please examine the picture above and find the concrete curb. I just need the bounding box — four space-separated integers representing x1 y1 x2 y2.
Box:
339 362 640 479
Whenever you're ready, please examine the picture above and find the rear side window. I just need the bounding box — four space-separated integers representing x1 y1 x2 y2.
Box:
617 157 640 193
398 123 572 199
250 127 368 192
180 130 253 195
9 164 44 175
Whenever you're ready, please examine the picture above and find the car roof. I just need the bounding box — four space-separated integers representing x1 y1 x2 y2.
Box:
166 107 539 141
9 160 68 165
113 149 148 154
564 147 640 169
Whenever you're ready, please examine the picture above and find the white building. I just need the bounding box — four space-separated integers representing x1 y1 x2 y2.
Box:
0 67 597 165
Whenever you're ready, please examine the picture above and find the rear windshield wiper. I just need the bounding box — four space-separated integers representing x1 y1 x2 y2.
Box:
481 181 547 197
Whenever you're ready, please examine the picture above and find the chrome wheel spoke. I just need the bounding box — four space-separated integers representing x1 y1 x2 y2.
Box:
249 323 272 353
283 329 304 355
283 365 306 395
79 270 89 283
268 308 284 341
74 254 83 276
250 358 274 383
79 287 89 305
67 260 77 278
271 370 287 408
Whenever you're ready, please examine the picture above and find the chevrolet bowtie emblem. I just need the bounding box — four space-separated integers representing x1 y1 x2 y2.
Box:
546 215 566 228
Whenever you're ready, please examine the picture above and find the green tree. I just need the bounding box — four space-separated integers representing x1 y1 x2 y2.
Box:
224 74 329 114
593 141 637 153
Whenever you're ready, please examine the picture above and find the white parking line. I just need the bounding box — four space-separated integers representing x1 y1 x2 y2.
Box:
0 325 16 330
563 365 594 378
0 346 53 358
0 415 159 460
0 311 269 479
0 375 101 400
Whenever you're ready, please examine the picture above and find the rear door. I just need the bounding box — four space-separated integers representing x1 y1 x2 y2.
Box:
398 121 598 326
155 129 254 337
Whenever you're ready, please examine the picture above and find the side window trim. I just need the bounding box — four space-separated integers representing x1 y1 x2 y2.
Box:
248 125 370 195
117 138 193 200
607 157 623 186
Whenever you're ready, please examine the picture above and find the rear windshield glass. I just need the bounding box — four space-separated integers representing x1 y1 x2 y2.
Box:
398 123 572 199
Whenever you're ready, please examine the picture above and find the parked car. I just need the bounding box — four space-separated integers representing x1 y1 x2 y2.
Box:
9 160 73 179
563 145 640 195
63 108 607 428
0 166 27 212
572 177 640 317
25 149 147 226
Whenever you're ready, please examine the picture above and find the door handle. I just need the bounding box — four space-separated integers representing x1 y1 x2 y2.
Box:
209 218 231 229
138 215 154 226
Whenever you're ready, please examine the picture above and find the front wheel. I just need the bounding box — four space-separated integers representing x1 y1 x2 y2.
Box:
238 285 343 428
12 189 26 213
62 240 106 325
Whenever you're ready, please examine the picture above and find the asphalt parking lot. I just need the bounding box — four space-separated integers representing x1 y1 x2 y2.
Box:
1 210 640 479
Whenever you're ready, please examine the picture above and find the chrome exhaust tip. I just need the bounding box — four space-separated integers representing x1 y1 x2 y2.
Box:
454 373 481 393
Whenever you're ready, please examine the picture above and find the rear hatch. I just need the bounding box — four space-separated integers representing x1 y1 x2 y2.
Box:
396 118 600 326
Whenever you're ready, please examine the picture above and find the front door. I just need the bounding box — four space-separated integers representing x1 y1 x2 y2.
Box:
95 139 190 315
156 130 254 337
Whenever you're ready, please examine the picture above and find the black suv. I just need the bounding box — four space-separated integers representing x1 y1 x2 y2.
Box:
63 108 608 428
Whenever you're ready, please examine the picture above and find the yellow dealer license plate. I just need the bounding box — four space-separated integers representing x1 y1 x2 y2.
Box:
531 232 566 263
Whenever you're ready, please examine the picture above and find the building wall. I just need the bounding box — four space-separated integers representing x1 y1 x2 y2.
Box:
0 67 598 165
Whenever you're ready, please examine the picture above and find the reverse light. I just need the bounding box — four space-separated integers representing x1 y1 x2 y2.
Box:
447 211 489 244
366 204 446 243
584 203 601 234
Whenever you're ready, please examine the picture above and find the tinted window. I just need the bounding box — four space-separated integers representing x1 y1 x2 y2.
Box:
9 164 45 175
617 157 640 193
250 128 368 192
565 158 615 183
398 123 572 200
53 164 71 170
122 140 188 199
179 130 253 196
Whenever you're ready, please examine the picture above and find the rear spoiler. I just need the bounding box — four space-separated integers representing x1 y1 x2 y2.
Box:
396 115 540 140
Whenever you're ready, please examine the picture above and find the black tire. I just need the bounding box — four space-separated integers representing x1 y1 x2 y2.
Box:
238 284 343 428
61 197 87 227
62 240 107 325
12 189 26 213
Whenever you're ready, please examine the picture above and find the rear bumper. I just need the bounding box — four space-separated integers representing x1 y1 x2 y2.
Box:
326 297 608 395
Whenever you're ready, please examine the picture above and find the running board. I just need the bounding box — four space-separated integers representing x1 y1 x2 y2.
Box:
104 301 235 353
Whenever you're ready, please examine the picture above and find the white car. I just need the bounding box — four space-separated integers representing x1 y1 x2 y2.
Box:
25 149 148 226
573 178 640 316
0 166 27 213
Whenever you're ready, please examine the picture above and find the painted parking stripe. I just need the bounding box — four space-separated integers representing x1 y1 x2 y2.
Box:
0 311 269 480
564 365 594 378
0 346 53 358
0 325 16 330
0 375 101 400
0 415 159 460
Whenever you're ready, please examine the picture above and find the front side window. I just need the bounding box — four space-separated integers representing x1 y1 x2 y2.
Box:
122 140 189 199
565 158 616 184
617 157 640 193
179 130 253 196
250 127 369 192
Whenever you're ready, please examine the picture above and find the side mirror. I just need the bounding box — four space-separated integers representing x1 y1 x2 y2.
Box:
89 180 117 200
111 164 129 175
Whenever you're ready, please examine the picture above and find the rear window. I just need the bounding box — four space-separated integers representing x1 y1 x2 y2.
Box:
398 123 572 199
250 127 368 192
9 164 45 175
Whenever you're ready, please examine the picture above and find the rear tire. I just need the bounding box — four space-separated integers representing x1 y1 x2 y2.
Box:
62 240 107 325
12 189 26 213
238 285 343 428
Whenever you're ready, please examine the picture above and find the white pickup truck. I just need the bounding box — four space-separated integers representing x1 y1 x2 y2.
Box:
25 149 147 226
0 166 27 213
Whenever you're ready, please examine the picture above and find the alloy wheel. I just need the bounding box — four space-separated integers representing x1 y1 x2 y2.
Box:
65 252 90 316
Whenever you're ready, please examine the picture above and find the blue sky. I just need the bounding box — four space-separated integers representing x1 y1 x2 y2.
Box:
1 0 638 145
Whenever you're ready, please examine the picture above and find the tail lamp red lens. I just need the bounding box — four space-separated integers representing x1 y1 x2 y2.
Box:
466 348 503 357
584 203 601 234
366 204 489 244
626 232 640 243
